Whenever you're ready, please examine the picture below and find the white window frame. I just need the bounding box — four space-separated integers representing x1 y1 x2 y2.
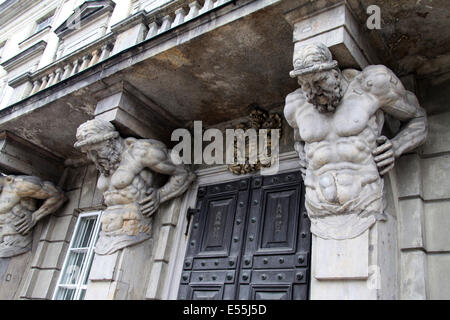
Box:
53 210 103 300
35 13 54 34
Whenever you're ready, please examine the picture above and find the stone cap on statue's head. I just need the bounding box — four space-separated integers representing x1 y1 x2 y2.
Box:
289 42 338 78
74 118 119 149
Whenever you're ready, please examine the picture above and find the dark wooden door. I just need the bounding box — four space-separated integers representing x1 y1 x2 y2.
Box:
178 170 310 300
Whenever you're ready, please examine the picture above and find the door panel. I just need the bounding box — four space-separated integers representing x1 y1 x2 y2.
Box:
200 197 235 255
178 171 310 300
259 189 298 251
178 178 250 300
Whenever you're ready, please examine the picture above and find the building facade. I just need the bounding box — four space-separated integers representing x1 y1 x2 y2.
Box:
0 0 449 300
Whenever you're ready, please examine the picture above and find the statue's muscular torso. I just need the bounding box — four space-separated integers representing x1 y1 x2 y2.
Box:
285 69 384 213
97 138 167 206
96 138 167 235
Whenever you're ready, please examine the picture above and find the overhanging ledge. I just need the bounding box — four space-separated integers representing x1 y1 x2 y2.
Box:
0 0 291 159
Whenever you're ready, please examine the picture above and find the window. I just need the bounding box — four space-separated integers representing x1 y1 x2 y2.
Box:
35 13 54 33
53 211 102 300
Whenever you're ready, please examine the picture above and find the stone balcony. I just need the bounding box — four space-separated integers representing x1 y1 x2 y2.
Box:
6 0 236 103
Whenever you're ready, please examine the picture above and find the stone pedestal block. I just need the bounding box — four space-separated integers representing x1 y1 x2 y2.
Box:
85 238 153 300
311 216 397 300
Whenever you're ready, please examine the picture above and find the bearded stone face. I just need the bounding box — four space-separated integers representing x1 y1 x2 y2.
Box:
297 69 342 113
83 138 121 176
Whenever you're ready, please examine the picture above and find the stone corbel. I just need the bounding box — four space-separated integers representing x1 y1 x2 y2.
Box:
93 81 182 144
0 131 64 184
284 2 379 69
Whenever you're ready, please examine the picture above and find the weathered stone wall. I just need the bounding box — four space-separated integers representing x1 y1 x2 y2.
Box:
6 164 102 299
396 73 450 299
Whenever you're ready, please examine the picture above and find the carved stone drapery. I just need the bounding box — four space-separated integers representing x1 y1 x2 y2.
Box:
0 175 65 258
284 43 428 240
74 119 195 255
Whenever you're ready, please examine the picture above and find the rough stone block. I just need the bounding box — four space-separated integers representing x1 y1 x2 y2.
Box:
0 252 31 299
154 225 174 263
398 198 425 249
427 254 450 299
31 269 59 299
85 281 114 300
400 250 427 300
424 200 450 252
88 252 119 281
369 217 398 300
421 155 450 200
313 231 369 280
40 215 77 242
421 111 450 155
160 197 182 226
86 240 153 299
31 241 68 270
310 276 373 300
145 261 168 300
396 154 422 198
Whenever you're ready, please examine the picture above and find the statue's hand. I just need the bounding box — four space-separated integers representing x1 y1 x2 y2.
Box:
14 213 35 235
139 188 161 218
373 136 395 176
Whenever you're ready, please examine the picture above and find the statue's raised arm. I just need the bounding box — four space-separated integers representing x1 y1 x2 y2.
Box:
357 65 427 174
0 175 65 258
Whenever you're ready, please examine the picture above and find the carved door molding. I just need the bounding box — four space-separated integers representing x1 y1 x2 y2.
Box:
178 170 310 300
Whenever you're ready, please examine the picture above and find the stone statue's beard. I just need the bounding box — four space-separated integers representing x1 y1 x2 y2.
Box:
94 150 121 176
308 85 342 113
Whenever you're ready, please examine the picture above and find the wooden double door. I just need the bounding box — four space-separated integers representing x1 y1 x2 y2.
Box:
178 170 311 300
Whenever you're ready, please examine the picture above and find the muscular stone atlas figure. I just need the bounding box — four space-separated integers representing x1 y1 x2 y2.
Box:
74 119 196 255
0 175 65 258
284 43 427 240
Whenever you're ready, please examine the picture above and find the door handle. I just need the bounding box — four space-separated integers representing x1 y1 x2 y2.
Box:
185 208 199 236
